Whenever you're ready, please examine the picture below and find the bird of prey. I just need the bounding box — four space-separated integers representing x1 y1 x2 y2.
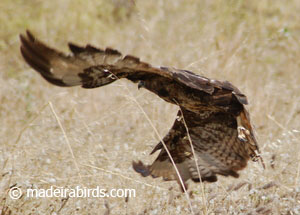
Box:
20 30 262 190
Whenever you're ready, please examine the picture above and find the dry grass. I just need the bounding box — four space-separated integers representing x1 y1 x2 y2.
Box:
1 0 300 214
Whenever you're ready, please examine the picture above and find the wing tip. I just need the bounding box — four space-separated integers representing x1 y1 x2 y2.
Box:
26 29 35 41
105 47 122 56
192 175 218 183
150 142 163 155
132 160 151 177
19 29 35 44
19 30 74 87
19 30 52 73
19 33 26 45
68 42 85 54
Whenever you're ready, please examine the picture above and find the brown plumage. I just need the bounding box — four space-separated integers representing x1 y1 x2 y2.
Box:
20 30 262 190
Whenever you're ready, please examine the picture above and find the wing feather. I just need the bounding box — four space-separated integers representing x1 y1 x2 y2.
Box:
20 30 262 190
133 108 259 189
20 31 246 113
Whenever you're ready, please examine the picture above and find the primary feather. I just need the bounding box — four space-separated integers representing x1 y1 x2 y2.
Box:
20 30 262 190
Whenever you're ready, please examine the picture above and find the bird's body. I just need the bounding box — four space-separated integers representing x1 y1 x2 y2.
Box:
20 31 262 190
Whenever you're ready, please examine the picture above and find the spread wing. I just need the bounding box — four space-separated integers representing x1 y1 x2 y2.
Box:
20 30 262 190
133 107 260 190
20 30 247 114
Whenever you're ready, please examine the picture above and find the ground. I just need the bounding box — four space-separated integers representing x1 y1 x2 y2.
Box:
1 0 300 214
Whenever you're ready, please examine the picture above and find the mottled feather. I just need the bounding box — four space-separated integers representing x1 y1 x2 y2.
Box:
20 30 262 190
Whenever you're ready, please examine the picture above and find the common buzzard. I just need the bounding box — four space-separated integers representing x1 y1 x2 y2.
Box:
20 31 262 190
